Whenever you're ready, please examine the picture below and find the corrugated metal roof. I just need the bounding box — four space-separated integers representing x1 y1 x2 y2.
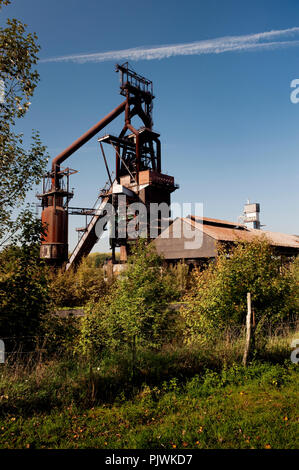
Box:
183 217 299 249
189 215 245 228
248 228 299 248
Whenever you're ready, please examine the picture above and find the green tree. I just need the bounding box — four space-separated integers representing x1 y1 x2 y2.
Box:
0 209 49 351
49 257 107 308
290 256 299 313
181 237 297 347
0 0 48 239
48 267 78 309
74 257 107 304
78 241 178 364
87 252 120 267
162 260 189 300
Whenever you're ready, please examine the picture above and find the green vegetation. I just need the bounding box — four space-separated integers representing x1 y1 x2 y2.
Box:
87 252 120 267
0 0 48 239
0 0 49 351
78 241 178 363
0 353 297 449
182 238 297 348
0 211 49 351
48 256 108 308
0 231 298 448
0 0 297 452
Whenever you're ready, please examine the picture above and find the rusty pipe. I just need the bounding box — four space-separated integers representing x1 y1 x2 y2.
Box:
51 99 130 185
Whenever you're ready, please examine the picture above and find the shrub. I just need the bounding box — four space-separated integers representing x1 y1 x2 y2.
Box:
0 243 49 351
40 312 80 357
48 267 77 308
181 237 297 346
49 257 107 308
78 240 179 361
162 261 189 300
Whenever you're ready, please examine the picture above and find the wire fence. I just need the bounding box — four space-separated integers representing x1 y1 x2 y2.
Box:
0 335 49 356
0 318 297 360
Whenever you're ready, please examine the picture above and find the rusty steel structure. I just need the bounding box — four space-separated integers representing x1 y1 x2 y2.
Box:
38 63 177 268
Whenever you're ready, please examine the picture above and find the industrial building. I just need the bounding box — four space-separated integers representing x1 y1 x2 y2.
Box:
153 214 299 267
38 65 299 268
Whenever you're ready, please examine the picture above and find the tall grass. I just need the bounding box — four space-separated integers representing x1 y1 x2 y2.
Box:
0 323 297 417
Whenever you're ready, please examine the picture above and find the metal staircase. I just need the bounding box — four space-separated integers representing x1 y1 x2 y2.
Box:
65 180 136 270
65 194 111 271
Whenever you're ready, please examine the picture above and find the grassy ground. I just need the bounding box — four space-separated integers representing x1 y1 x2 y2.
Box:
0 363 298 449
0 331 298 449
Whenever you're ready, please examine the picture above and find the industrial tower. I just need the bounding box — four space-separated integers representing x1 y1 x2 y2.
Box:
38 63 177 269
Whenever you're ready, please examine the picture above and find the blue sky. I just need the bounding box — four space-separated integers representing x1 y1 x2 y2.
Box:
2 0 299 252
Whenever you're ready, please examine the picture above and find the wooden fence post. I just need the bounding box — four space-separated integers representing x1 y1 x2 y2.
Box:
243 292 252 367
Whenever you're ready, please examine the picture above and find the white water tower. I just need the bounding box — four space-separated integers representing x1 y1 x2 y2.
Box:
242 201 261 229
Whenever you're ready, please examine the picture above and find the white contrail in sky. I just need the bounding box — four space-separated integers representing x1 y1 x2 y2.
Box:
41 27 299 63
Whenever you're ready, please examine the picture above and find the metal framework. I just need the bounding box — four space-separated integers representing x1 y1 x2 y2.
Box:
38 64 177 268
